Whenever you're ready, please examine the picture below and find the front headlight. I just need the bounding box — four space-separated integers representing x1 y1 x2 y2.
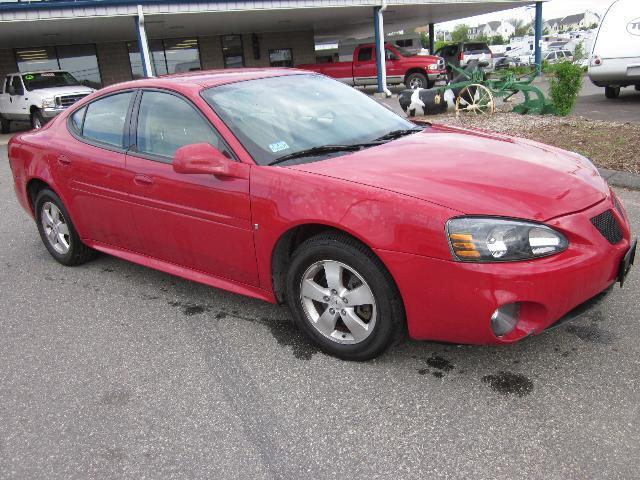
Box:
427 64 439 71
446 217 569 262
42 98 56 108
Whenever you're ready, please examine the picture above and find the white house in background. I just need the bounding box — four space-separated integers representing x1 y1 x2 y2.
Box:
544 11 600 33
468 21 515 40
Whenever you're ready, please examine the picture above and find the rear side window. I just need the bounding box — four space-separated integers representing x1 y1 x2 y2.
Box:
465 43 491 54
3 76 10 94
135 91 228 162
357 48 373 62
81 92 134 148
70 107 86 133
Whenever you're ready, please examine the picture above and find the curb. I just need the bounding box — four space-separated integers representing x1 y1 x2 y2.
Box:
598 168 640 191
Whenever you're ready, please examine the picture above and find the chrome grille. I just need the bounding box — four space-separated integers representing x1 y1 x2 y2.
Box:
55 94 89 108
590 210 623 245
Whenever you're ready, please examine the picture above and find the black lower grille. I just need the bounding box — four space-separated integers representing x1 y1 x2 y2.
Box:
591 210 623 244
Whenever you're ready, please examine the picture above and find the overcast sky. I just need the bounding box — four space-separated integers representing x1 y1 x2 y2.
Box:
439 0 611 29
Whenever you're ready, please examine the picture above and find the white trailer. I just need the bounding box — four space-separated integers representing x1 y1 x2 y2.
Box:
588 0 640 98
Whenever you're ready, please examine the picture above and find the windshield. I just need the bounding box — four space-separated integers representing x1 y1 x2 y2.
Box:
202 74 415 166
22 72 80 92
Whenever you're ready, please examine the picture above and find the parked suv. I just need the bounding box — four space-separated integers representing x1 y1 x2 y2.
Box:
0 70 94 132
435 42 494 74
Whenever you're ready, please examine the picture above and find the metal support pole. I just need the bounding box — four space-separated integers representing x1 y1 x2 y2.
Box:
534 1 543 75
374 6 385 94
428 23 435 54
135 5 154 78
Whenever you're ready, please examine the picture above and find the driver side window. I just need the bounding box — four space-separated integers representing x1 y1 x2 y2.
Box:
135 91 229 163
11 76 24 96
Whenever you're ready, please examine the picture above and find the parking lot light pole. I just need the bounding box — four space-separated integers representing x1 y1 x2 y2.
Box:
135 5 154 78
534 1 543 75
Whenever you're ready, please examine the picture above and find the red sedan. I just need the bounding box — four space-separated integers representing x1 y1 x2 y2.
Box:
8 69 636 360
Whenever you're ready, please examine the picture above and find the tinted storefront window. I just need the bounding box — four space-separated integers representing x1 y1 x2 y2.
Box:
128 38 200 78
269 48 293 67
15 45 102 89
221 34 244 68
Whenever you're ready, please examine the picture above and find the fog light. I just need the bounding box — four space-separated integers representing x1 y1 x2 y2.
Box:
491 303 520 337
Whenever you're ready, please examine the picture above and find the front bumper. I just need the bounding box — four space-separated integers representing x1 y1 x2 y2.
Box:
428 71 448 86
376 198 633 345
42 107 66 119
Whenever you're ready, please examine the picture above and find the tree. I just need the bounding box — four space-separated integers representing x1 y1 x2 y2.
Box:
573 41 586 62
489 35 505 45
451 24 470 43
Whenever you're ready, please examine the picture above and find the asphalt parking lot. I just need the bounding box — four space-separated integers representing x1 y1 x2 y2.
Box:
1 142 640 479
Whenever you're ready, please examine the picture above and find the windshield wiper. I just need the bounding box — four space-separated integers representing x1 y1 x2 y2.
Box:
373 127 423 142
267 143 381 166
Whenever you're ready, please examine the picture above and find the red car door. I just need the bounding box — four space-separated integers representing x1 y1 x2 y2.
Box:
353 46 377 85
384 47 405 84
60 91 141 251
125 89 258 286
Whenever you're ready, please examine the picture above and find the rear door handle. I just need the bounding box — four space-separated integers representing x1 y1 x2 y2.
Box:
134 174 154 186
57 155 71 166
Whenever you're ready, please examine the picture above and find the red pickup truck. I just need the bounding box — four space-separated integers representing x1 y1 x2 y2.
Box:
298 43 447 89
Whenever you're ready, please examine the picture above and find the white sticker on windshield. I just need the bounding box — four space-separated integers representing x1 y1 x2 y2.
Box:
269 141 290 153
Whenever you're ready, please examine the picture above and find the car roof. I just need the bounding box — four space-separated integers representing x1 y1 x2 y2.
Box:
110 68 308 92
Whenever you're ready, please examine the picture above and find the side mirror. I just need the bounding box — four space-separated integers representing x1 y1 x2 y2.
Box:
172 143 247 179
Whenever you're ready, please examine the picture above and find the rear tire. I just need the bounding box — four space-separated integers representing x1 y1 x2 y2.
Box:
285 232 405 361
1 117 9 134
35 189 95 266
605 86 620 99
405 72 429 90
31 109 44 130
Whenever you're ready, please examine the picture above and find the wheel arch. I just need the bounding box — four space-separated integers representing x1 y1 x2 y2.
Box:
270 222 399 305
26 177 54 214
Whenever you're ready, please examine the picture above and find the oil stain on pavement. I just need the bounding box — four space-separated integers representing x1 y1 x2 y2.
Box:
565 323 615 344
482 371 534 397
166 300 319 360
418 355 455 378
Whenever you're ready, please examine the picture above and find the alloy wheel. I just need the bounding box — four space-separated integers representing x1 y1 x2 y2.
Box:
41 202 71 254
299 260 377 344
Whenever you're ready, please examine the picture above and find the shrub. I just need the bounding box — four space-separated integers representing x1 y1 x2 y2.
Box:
549 61 584 116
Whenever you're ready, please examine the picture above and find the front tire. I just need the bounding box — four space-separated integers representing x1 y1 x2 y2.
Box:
31 109 44 130
35 189 95 266
405 72 429 90
605 86 620 99
285 232 405 361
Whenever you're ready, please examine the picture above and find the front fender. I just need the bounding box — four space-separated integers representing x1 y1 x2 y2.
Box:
250 166 458 291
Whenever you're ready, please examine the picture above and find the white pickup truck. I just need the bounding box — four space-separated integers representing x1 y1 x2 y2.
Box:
0 70 94 133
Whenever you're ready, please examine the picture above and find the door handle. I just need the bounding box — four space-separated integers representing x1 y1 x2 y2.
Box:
134 174 154 186
57 155 71 166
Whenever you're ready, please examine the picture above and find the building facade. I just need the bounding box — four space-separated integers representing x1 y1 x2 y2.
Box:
0 0 543 93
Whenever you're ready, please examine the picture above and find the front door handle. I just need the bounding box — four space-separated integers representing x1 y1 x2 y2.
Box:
134 174 154 186
57 155 71 166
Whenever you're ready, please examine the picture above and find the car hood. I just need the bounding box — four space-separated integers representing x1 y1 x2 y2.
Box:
29 86 94 97
289 125 608 221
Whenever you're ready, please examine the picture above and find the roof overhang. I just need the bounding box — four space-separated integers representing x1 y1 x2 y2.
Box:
0 0 541 48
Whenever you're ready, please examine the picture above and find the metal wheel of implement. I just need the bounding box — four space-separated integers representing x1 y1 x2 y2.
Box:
455 84 496 116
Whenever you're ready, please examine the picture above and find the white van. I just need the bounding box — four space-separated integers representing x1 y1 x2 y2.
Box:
588 0 640 98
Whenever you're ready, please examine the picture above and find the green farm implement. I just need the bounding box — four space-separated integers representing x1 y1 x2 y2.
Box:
443 63 555 116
